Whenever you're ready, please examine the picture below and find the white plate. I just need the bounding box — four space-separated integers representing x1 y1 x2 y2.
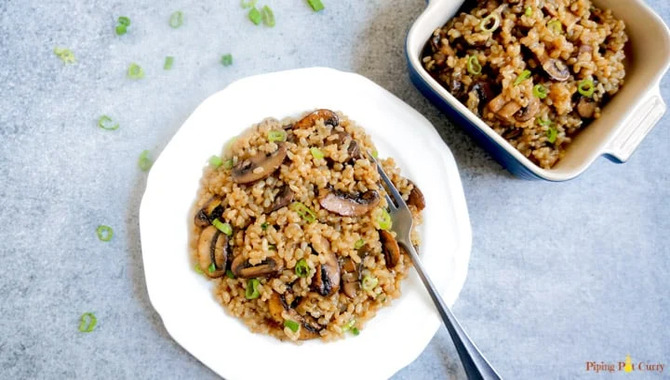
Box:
139 67 472 380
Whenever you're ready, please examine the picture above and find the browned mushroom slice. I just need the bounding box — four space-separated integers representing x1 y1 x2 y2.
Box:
469 81 495 114
340 257 359 299
319 189 380 217
298 318 323 340
380 230 400 268
269 185 294 212
231 143 287 184
515 97 540 122
311 251 340 296
194 196 224 227
197 225 229 278
294 109 339 129
542 58 570 82
577 97 597 118
231 255 282 278
496 100 523 121
268 292 288 323
407 181 425 211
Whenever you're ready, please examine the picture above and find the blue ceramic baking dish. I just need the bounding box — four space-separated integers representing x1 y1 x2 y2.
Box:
406 0 670 180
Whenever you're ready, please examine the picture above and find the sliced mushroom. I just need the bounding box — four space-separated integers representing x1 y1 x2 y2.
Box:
380 230 400 269
197 225 229 278
515 97 540 122
194 196 224 227
470 81 495 114
577 97 597 118
542 58 570 82
332 132 363 162
231 255 282 278
231 143 287 184
268 292 288 323
311 251 340 296
268 292 324 340
319 189 381 217
294 109 339 129
340 257 359 299
407 181 425 211
269 185 294 212
503 127 523 140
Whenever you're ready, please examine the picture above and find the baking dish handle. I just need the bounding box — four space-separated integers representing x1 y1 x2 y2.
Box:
604 85 666 163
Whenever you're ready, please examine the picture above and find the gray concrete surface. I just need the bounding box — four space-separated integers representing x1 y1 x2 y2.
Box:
1 1 668 379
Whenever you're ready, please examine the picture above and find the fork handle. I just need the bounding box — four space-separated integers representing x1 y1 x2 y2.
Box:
403 243 501 380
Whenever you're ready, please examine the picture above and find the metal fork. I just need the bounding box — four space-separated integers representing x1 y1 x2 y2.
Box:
372 155 501 380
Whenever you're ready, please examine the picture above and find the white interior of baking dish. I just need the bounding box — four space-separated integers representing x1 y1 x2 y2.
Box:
407 0 670 180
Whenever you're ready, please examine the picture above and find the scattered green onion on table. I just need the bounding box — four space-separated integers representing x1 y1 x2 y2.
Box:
97 115 119 131
169 11 183 28
307 0 325 12
96 225 113 242
164 56 174 70
221 54 233 67
79 312 97 333
53 47 75 64
138 150 153 171
127 63 145 79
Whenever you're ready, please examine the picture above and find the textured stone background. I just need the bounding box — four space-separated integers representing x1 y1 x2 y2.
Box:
0 1 668 379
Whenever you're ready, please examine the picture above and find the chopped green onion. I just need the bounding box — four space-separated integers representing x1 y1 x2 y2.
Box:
221 54 233 67
138 150 152 171
284 319 300 333
578 79 595 97
194 264 204 274
295 259 309 278
96 225 113 242
525 7 532 17
223 159 234 170
79 312 97 333
241 0 257 8
209 155 223 168
377 209 392 230
245 279 260 299
548 19 563 34
268 244 277 251
127 63 145 79
479 13 500 33
261 222 269 230
115 25 128 35
310 147 325 160
537 118 552 127
342 319 356 332
351 327 360 336
267 130 286 142
97 115 119 131
514 70 531 86
532 84 548 99
371 150 378 159
208 263 216 273
248 7 262 25
212 219 232 236
53 47 75 64
361 275 378 291
169 11 183 28
307 0 325 12
290 202 317 223
354 239 365 249
546 127 558 143
164 56 174 70
467 55 482 76
118 16 130 26
262 5 275 27
226 269 235 279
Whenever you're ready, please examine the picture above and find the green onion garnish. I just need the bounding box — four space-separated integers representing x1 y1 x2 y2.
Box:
194 264 204 274
209 155 223 168
354 239 365 249
295 259 309 278
307 0 325 12
208 263 216 273
268 244 277 251
261 222 269 230
262 5 275 27
97 115 119 131
96 225 113 242
361 275 378 291
372 150 379 159
226 269 235 279
169 11 183 28
221 54 233 67
248 7 262 25
115 17 130 35
118 16 130 26
212 219 232 236
79 312 97 333
138 150 153 171
267 130 287 142
245 279 260 299
467 55 482 76
290 202 317 223
547 127 558 143
53 47 75 64
514 70 531 86
548 19 563 34
342 319 356 332
284 319 300 333
240 0 257 8
525 7 532 17
164 56 174 70
127 63 145 80
532 84 548 99
578 79 595 97
310 147 325 160
351 327 360 336
377 209 392 230
537 118 552 127
223 159 234 170
479 13 500 33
